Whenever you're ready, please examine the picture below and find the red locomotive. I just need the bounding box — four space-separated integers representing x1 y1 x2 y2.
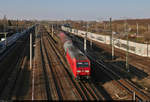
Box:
58 32 91 79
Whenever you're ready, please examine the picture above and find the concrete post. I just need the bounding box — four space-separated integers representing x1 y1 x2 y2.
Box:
84 22 88 52
125 22 129 72
84 33 87 52
17 19 19 33
136 23 139 36
90 33 92 48
52 24 54 37
30 33 32 70
147 43 149 57
5 33 7 46
110 18 114 60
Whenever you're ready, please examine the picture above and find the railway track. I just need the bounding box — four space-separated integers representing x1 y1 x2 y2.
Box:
40 36 52 100
92 39 150 77
0 43 16 61
0 35 30 99
45 26 111 100
69 33 150 101
87 44 150 100
33 36 48 100
11 37 31 100
89 42 150 97
93 58 149 101
43 27 84 100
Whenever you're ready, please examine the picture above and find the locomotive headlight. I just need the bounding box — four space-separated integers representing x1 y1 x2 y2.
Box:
77 70 81 72
85 70 89 72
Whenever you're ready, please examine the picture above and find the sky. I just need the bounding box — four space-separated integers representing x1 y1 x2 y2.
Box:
0 0 150 21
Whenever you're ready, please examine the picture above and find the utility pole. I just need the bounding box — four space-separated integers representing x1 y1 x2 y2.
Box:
136 23 139 43
56 21 58 30
124 20 126 33
30 33 32 70
148 24 150 32
4 23 7 46
4 33 7 46
110 18 114 60
84 22 88 52
3 15 7 46
104 23 106 31
0 32 7 45
95 21 98 33
36 25 38 38
136 23 139 36
17 19 18 33
52 24 54 37
90 33 92 48
84 33 87 52
147 41 149 57
125 21 130 72
0 16 7 44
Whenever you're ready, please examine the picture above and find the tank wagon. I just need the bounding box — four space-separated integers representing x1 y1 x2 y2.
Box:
58 32 91 79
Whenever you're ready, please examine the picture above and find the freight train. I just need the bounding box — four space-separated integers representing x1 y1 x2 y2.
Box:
58 32 91 79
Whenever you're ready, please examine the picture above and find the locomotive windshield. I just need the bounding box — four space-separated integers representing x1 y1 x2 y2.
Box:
77 62 89 68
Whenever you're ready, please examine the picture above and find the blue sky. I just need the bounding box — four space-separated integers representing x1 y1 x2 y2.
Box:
0 0 149 20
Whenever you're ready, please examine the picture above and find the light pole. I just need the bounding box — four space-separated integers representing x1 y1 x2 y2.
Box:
120 17 131 72
17 19 19 33
148 24 150 32
126 26 129 72
3 20 8 46
125 21 131 72
90 33 92 48
30 33 32 70
110 17 114 60
52 24 54 37
84 22 88 52
146 41 149 57
0 32 8 45
136 23 139 44
136 23 139 36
